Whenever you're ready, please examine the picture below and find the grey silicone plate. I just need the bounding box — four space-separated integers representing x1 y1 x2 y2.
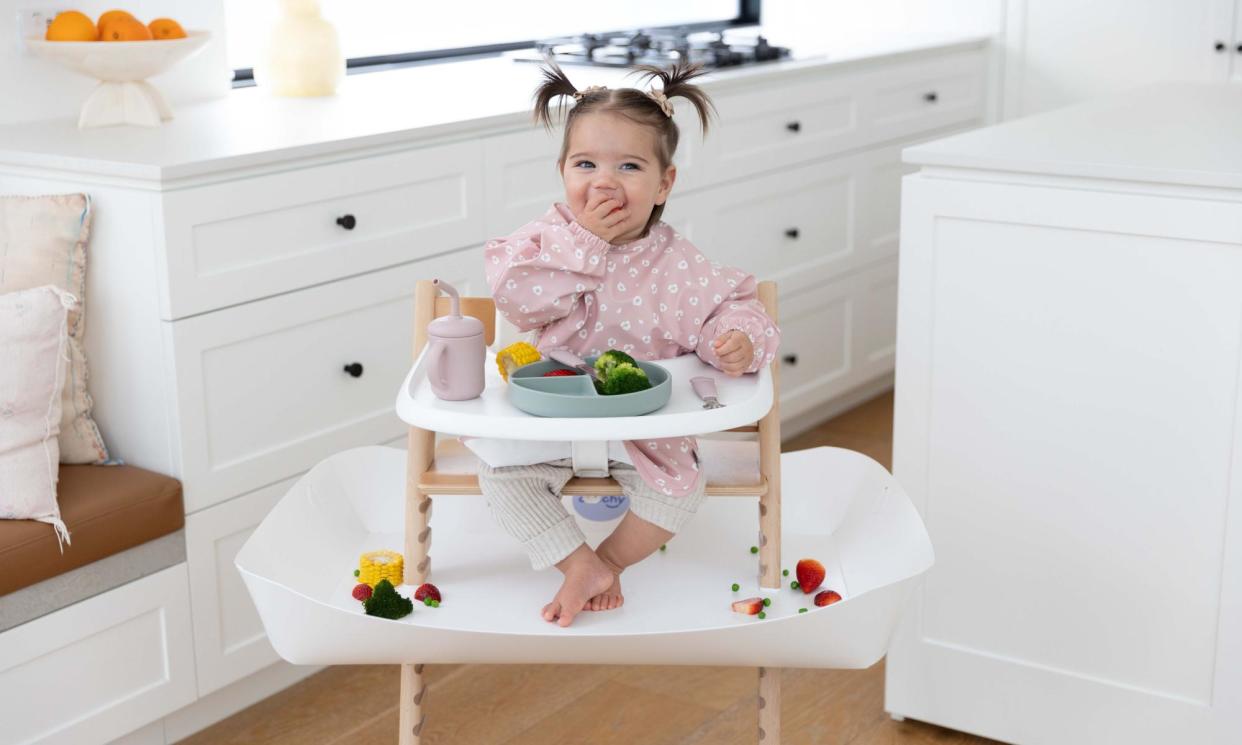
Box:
508 357 671 418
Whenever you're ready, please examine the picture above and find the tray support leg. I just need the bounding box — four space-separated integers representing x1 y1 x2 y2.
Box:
399 663 427 744
756 281 782 743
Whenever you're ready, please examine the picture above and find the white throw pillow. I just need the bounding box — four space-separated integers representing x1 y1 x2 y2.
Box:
0 285 75 549
0 194 109 464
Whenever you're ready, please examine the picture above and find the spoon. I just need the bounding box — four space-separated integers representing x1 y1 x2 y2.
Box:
546 348 601 382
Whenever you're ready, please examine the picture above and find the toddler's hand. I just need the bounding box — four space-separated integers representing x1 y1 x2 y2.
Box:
713 330 753 377
575 192 631 244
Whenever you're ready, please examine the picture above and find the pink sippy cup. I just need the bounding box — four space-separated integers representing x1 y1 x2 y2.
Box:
425 279 485 401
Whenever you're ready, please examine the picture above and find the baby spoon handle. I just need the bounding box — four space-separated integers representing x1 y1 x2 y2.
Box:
690 376 724 408
547 348 600 381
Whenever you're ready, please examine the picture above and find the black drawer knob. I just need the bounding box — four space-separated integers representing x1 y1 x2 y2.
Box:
784 228 800 239
782 354 798 366
336 214 357 230
924 91 939 102
786 121 801 133
1215 41 1227 52
343 362 364 378
1236 43 1242 53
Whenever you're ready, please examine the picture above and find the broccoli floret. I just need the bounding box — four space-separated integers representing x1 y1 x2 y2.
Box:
363 579 413 620
594 349 639 378
598 361 652 395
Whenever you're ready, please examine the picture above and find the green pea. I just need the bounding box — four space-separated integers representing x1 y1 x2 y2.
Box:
799 608 808 613
750 546 759 554
762 598 771 607
660 544 666 552
791 581 800 590
782 569 789 577
731 583 740 592
430 600 440 607
757 611 766 619
423 597 432 606
353 569 360 577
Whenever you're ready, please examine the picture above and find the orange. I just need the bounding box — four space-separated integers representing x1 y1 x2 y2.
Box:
97 10 138 28
45 11 97 41
147 18 186 40
99 17 152 41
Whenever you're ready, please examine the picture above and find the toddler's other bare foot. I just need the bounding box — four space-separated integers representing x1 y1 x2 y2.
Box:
586 572 623 611
543 544 615 628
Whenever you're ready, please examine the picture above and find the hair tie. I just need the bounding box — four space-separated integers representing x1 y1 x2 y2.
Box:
647 88 674 117
573 85 607 100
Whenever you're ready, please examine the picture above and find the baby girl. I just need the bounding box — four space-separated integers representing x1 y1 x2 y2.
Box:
476 61 780 627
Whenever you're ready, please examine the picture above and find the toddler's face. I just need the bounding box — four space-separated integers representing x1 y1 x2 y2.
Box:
560 112 676 244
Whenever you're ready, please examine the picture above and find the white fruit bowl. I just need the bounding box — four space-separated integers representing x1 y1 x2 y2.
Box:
25 31 211 128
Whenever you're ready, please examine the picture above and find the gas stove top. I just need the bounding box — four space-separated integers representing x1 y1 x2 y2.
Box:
515 28 790 69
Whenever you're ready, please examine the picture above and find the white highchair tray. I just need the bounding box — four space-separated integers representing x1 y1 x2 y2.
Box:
236 446 934 669
395 349 774 439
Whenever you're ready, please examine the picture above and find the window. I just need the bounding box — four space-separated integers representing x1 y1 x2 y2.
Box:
224 1 756 80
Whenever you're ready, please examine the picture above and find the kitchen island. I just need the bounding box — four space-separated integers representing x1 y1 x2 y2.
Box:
885 82 1242 745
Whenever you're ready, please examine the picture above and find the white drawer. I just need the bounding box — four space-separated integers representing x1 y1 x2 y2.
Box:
186 475 298 696
160 141 485 319
0 565 196 745
671 153 861 294
682 71 862 188
776 278 856 421
170 248 486 512
852 256 899 381
482 127 564 238
860 50 986 144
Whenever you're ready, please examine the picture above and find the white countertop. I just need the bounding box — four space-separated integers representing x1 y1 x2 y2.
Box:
905 82 1242 190
0 30 987 186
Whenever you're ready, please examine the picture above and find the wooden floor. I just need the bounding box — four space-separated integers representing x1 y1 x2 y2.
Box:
183 392 999 745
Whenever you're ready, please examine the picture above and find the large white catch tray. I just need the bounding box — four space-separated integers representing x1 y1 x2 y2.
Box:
236 445 934 669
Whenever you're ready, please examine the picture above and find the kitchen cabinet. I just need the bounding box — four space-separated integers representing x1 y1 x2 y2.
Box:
886 83 1242 745
1002 0 1240 117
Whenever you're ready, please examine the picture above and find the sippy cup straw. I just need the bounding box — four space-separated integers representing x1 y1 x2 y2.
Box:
433 278 461 317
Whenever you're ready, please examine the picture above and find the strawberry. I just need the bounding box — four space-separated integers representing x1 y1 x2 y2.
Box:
351 583 373 602
796 558 825 594
731 597 764 615
543 369 578 376
413 583 441 603
814 590 842 607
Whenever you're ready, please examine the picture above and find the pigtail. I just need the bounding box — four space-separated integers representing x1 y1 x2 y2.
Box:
634 61 715 135
533 61 579 130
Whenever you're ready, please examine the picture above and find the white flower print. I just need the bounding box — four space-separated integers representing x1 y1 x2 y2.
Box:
595 322 604 332
629 268 640 278
713 294 722 304
499 297 508 305
552 298 560 305
695 254 705 263
765 327 775 337
693 317 700 325
648 442 658 450
677 260 688 270
579 329 588 338
620 320 631 330
659 303 668 312
689 296 699 306
599 303 608 312
727 278 737 287
575 283 585 292
491 255 500 264
622 255 630 264
532 285 543 295
505 279 517 290
549 336 557 343
505 246 514 255
642 259 651 267
642 335 651 343
519 304 529 313
667 283 679 294
552 244 561 252
575 248 584 259
699 277 710 287
632 296 643 306
616 282 626 292
589 255 600 265
623 344 634 353
651 284 658 294
540 253 551 262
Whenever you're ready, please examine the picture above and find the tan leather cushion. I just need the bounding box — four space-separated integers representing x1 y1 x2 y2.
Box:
0 465 183 596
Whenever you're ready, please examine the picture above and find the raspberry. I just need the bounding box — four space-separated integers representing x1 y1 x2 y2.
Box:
352 583 372 602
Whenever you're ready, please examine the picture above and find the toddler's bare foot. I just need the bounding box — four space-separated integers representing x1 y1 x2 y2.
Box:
543 544 615 628
586 572 623 611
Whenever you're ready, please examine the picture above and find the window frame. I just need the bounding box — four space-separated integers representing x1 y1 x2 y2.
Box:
231 0 760 86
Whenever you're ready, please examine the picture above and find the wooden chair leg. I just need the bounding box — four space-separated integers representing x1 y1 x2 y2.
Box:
400 426 435 745
759 666 781 743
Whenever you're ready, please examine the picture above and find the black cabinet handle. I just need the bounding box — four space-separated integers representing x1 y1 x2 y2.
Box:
1215 41 1227 52
1236 43 1242 53
343 362 364 378
786 121 801 133
782 354 798 366
784 228 800 239
336 214 357 230
924 91 939 102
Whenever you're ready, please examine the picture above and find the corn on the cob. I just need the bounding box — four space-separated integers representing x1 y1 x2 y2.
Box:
358 550 403 587
496 341 541 381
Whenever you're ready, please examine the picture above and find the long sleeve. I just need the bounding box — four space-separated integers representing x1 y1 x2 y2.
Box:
484 216 612 332
694 272 781 374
